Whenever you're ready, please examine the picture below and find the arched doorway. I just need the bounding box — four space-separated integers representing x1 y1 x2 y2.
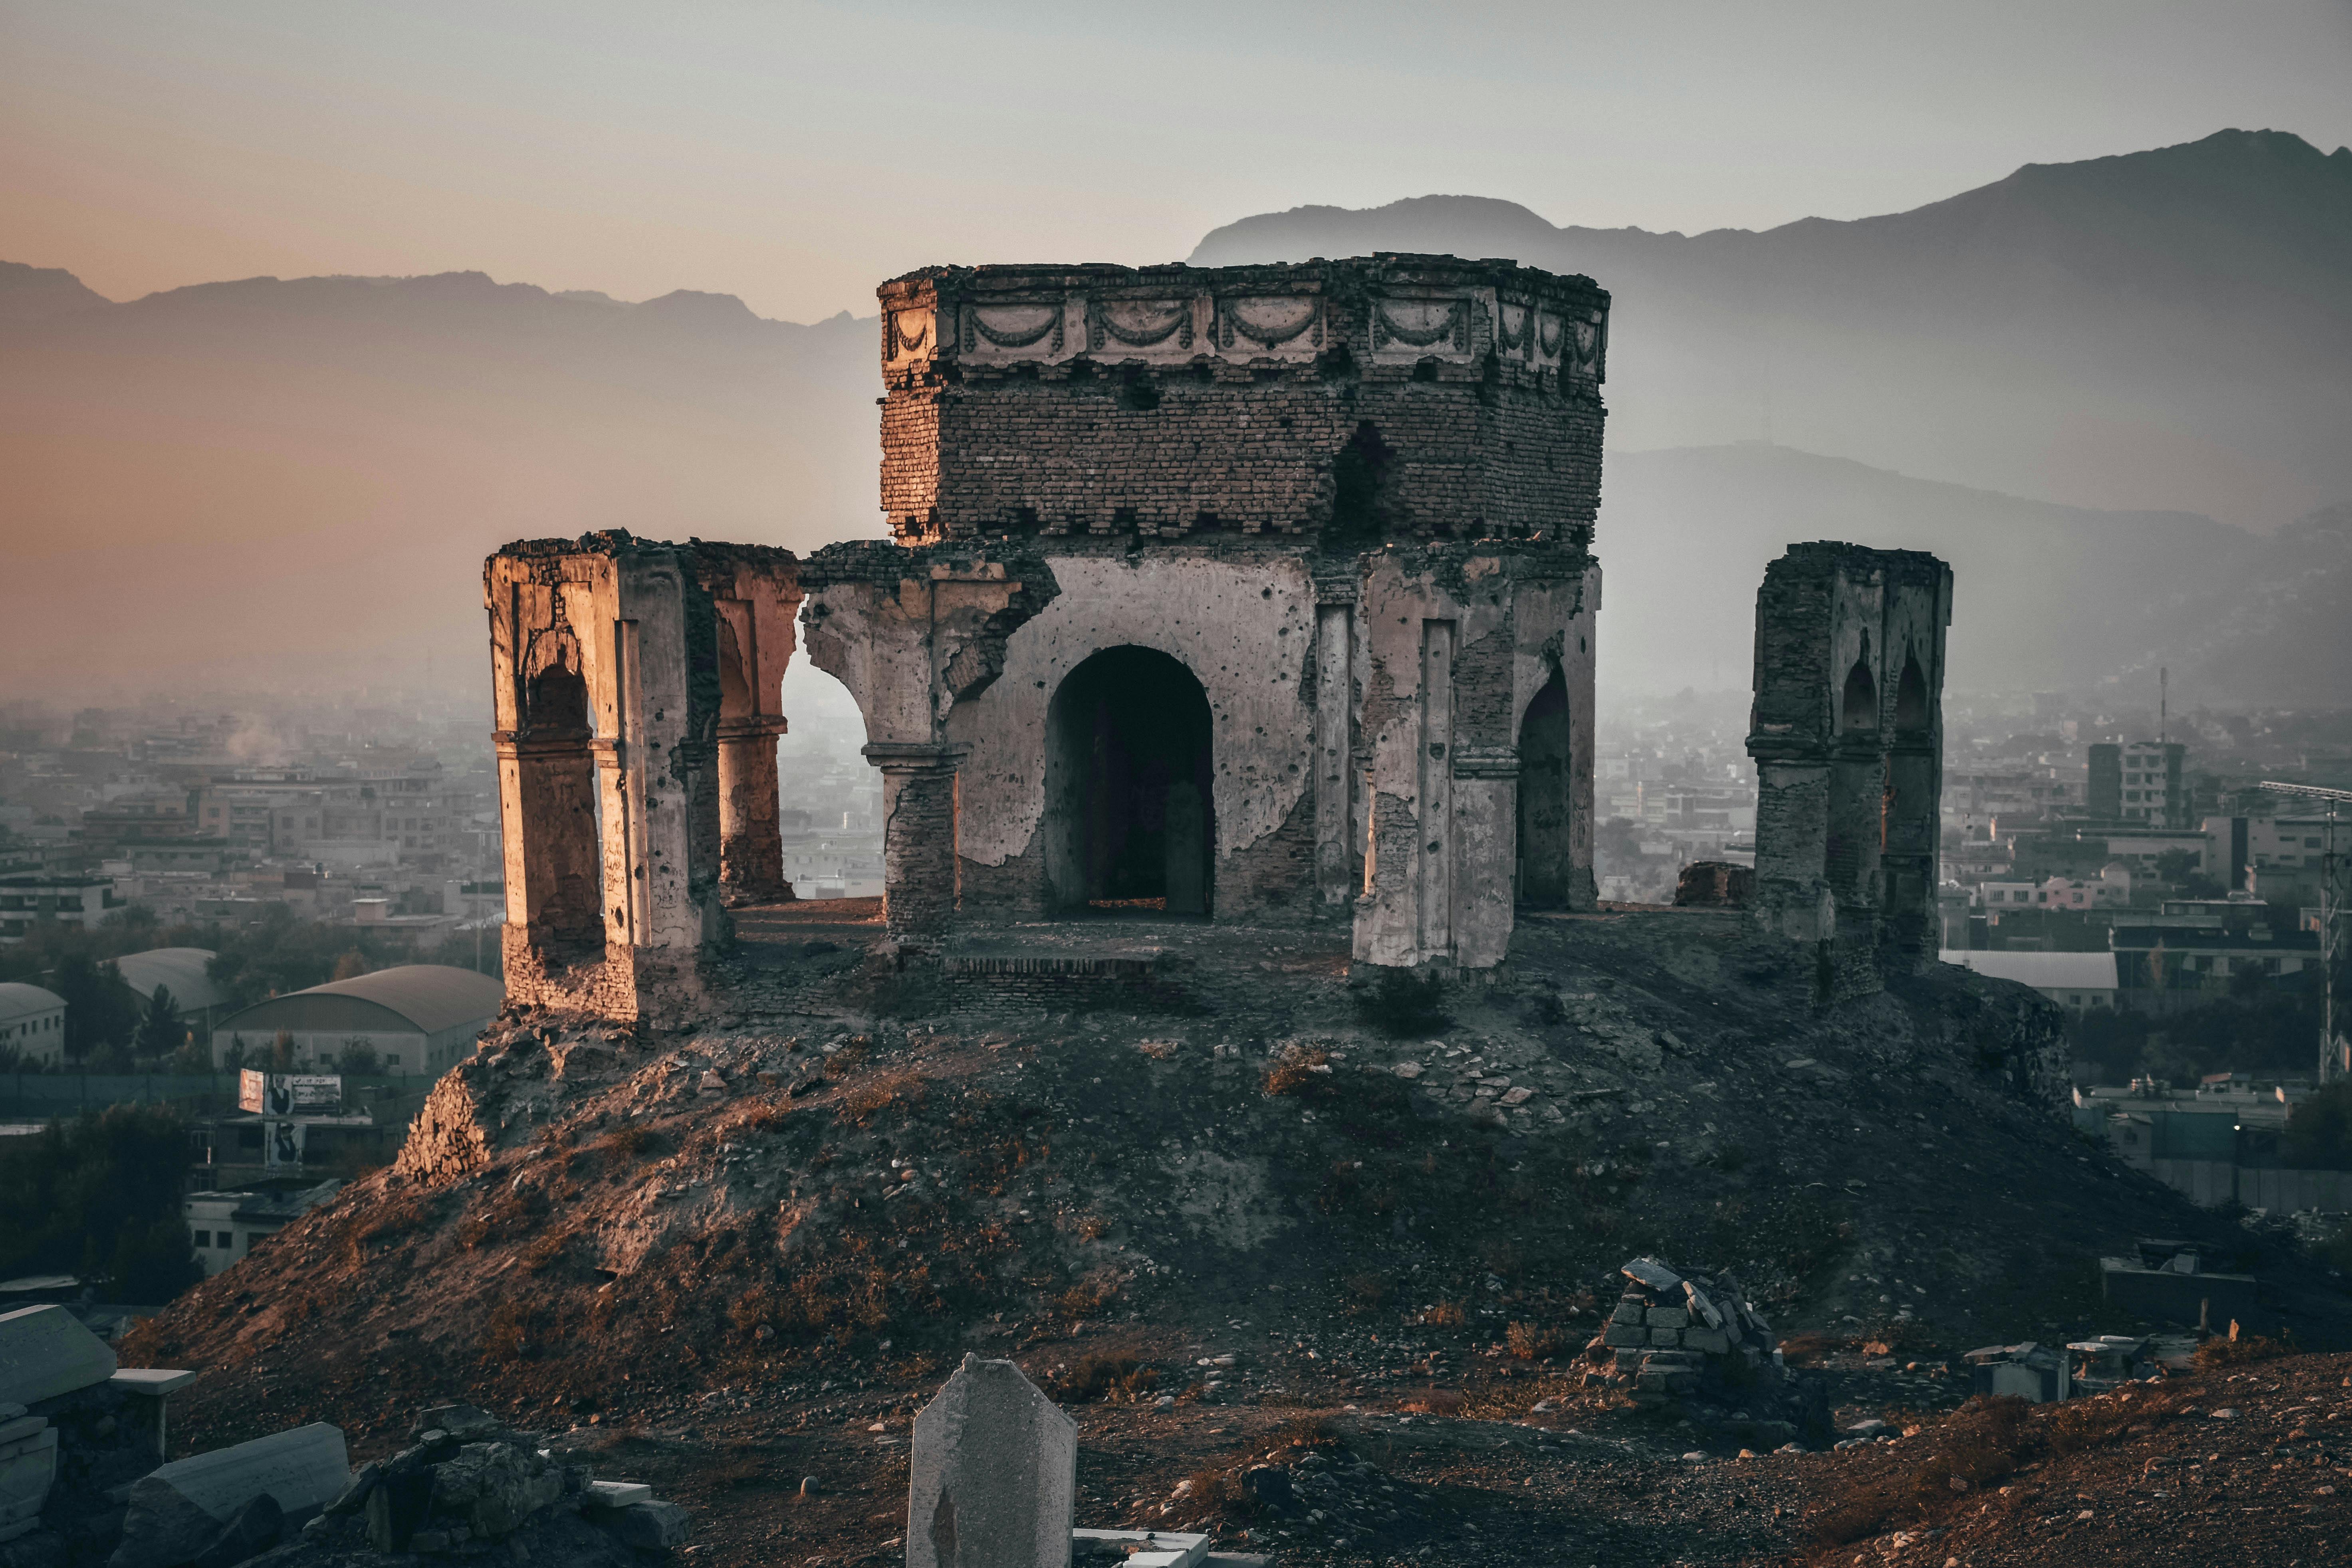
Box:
1043 646 1215 915
515 655 602 946
1515 666 1574 906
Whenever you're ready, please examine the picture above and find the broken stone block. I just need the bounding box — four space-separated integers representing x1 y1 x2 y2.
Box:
140 1422 350 1523
430 1442 563 1538
604 1499 688 1551
1621 1258 1683 1293
1648 1328 1680 1347
907 1354 1077 1568
107 1477 223 1568
1682 1328 1731 1355
1601 1323 1647 1348
585 1480 652 1509
1682 1285 1725 1330
188 1493 282 1568
1645 1307 1690 1330
1607 1301 1644 1325
0 1424 58 1539
0 1306 117 1408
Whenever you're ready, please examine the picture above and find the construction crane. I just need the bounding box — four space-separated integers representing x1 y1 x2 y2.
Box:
2259 781 2350 1083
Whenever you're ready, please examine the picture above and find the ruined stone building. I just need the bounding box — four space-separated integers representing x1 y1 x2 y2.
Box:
486 255 1613 1014
1744 543 1953 997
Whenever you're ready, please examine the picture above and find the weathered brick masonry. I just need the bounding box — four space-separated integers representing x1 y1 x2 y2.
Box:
488 254 1615 1015
1745 542 1952 1001
817 256 1612 967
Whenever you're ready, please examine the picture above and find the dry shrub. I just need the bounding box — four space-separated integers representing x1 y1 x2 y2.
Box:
602 1126 654 1158
839 1067 925 1124
1264 1048 1335 1098
1344 1272 1394 1316
478 1297 560 1362
1505 1320 1567 1360
1177 1465 1257 1524
2193 1329 2295 1371
1400 1388 1466 1416
1413 1299 1467 1328
1054 1272 1120 1322
1075 1214 1112 1241
1777 1330 1838 1367
733 1100 791 1135
823 1039 873 1080
1049 1355 1159 1404
520 1228 571 1274
1275 1413 1342 1451
348 1197 429 1265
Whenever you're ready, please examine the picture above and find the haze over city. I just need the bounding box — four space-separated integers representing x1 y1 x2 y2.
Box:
4 8 2352 1568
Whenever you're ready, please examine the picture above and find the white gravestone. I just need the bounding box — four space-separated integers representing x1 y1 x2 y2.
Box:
144 1422 351 1520
0 1305 119 1409
0 1422 60 1540
907 1355 1077 1568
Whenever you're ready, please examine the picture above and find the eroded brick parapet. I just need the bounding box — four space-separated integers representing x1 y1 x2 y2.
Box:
875 256 1607 548
1744 542 1953 999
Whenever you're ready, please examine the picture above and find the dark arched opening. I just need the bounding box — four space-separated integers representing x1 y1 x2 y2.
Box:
1515 666 1574 907
517 657 602 944
1043 646 1215 915
1840 658 1878 731
1893 653 1928 735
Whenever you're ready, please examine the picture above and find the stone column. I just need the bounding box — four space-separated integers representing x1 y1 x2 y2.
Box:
1750 757 1833 942
1450 746 1520 970
1881 740 1939 961
1312 592 1356 910
866 742 968 939
496 732 602 948
1416 619 1456 960
718 716 793 905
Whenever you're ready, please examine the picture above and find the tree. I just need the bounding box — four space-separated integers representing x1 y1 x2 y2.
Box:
133 984 182 1060
2283 1082 2352 1172
52 953 137 1065
270 1030 297 1071
0 1103 200 1303
330 948 369 982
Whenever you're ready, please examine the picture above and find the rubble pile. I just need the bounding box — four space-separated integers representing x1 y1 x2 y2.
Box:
278 1403 687 1566
1581 1257 1785 1407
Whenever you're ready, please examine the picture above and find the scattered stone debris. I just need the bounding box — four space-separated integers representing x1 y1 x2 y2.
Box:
1579 1257 1808 1433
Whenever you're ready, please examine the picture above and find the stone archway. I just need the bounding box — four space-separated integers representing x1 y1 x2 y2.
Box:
1043 646 1215 915
1515 666 1574 907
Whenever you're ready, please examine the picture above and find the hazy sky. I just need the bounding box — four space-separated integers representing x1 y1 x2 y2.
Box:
6 1 2349 322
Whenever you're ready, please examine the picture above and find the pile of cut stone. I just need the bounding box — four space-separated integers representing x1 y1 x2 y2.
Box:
279 1403 685 1564
1581 1257 1784 1405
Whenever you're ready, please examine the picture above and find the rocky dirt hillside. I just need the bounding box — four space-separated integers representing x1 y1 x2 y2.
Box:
123 905 2352 1565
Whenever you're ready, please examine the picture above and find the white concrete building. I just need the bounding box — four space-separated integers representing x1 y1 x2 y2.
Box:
0 983 67 1066
210 965 503 1072
1941 950 2118 1011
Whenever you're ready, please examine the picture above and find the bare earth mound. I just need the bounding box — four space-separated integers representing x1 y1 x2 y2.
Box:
124 907 2352 1565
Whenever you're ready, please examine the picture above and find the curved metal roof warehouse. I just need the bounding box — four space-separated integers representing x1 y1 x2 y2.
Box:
212 965 505 1074
111 948 234 1013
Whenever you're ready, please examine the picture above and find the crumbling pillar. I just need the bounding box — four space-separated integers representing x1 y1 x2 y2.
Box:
867 743 966 938
1744 542 1951 998
718 717 791 904
1312 585 1357 909
486 535 799 1021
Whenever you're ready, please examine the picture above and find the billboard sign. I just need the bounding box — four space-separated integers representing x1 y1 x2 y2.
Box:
238 1071 343 1116
265 1121 307 1169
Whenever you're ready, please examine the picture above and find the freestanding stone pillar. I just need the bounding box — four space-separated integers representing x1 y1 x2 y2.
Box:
1744 542 1951 998
906 1354 1076 1568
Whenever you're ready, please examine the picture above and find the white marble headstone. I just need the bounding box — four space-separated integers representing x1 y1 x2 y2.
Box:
146 1422 350 1520
907 1355 1076 1568
0 1305 118 1407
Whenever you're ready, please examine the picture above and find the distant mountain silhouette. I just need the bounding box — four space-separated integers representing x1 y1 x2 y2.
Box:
1593 444 2342 705
0 260 112 323
0 269 878 698
1193 129 2352 533
4 128 2345 704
